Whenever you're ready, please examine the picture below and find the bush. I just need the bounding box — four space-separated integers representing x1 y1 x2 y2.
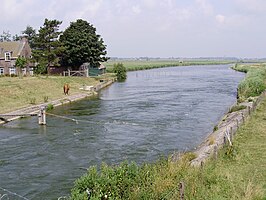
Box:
113 63 127 82
46 103 54 111
34 63 47 74
70 161 140 200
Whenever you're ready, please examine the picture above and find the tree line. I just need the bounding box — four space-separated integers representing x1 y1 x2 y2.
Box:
1 19 109 74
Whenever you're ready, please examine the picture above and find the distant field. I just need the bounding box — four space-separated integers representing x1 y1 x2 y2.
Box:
104 59 236 72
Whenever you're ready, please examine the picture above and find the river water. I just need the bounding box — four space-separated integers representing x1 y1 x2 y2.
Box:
0 65 244 199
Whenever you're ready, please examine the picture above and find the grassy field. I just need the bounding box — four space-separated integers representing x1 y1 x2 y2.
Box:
104 59 234 72
0 74 113 114
70 63 266 200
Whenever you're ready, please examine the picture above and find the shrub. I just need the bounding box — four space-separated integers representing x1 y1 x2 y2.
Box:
46 103 54 111
113 63 127 82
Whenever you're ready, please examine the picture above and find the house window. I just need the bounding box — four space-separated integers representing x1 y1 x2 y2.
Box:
29 68 34 76
9 67 16 75
5 52 11 61
22 68 27 75
0 68 4 75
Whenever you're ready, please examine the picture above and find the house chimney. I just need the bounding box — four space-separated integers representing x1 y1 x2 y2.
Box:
20 35 28 43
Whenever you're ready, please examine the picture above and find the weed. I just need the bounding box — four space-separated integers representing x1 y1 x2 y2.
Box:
213 125 218 132
43 96 49 103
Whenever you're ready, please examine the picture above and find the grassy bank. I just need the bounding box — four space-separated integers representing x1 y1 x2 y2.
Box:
233 63 266 102
70 64 266 200
104 59 234 72
0 74 113 114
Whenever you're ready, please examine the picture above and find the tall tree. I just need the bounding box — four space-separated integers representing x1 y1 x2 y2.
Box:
0 31 11 42
32 19 63 74
60 19 108 68
22 26 36 47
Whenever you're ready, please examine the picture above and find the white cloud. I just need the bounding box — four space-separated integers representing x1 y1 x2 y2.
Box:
216 14 225 24
196 0 214 15
132 5 141 14
234 0 266 12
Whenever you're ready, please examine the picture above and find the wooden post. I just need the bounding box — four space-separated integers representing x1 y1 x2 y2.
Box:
248 106 251 115
230 127 233 142
242 113 245 123
236 119 239 129
223 135 227 147
38 107 46 125
179 182 185 200
200 161 204 169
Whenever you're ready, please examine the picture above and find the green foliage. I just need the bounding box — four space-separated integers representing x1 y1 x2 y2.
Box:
113 63 127 82
46 103 54 111
71 161 140 200
15 56 27 78
60 19 108 68
33 63 47 74
15 56 27 68
32 19 63 73
229 104 247 113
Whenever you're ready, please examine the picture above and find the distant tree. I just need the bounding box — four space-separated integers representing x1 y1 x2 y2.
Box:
12 34 20 41
32 19 63 74
15 56 27 78
22 25 36 47
60 19 108 68
0 31 11 42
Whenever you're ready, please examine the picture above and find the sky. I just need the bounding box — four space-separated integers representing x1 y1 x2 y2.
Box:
0 0 266 58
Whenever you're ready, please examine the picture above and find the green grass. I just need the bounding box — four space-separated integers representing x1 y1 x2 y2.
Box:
104 59 234 72
0 74 114 114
